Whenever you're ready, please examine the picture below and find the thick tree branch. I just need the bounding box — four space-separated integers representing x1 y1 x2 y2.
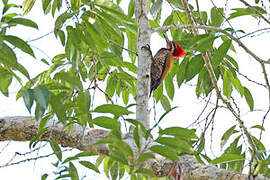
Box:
0 116 109 154
0 116 269 180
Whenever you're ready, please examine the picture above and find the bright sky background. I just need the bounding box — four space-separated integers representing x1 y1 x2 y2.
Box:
0 0 270 179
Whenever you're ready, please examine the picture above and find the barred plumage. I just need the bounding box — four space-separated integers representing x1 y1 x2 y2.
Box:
149 36 185 96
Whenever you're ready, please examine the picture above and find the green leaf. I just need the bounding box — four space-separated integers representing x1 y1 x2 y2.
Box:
195 35 216 53
22 0 36 15
77 91 90 125
35 103 45 120
12 62 31 80
228 6 266 20
165 74 174 100
92 116 120 129
251 125 265 131
113 139 134 157
210 7 224 27
133 125 141 149
8 18 39 29
212 40 232 67
128 0 134 17
244 87 254 111
177 57 188 87
22 88 34 113
79 161 100 173
63 151 97 164
122 90 129 105
150 0 162 18
50 140 62 161
41 174 48 180
197 135 205 154
135 168 154 177
233 77 244 96
0 42 17 65
34 86 50 109
211 154 244 165
137 152 155 163
160 95 171 111
77 90 90 113
252 136 266 153
150 145 178 161
161 127 198 140
69 162 79 180
55 12 73 29
153 83 163 102
50 93 66 122
220 125 238 149
156 137 194 153
54 71 83 90
0 68 12 97
186 54 204 81
3 35 35 58
105 76 116 98
223 69 233 99
225 55 239 71
42 0 51 13
110 149 129 165
51 0 57 16
56 30 65 46
94 104 133 117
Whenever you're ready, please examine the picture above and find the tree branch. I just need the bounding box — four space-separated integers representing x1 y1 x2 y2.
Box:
0 116 269 180
152 24 270 64
238 0 270 25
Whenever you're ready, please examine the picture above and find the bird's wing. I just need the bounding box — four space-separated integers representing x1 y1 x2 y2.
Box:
150 48 170 92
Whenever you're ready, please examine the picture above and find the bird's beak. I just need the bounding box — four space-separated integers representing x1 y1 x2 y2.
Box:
162 33 170 43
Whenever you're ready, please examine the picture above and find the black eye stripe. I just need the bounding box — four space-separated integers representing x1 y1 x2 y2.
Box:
172 42 176 53
173 42 176 49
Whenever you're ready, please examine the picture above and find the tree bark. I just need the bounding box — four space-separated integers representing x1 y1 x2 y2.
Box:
134 0 152 129
0 116 268 180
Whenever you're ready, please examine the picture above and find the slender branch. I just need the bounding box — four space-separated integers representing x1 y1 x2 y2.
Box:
239 27 270 39
152 24 270 64
1 148 72 168
179 2 257 173
108 40 138 56
238 0 270 25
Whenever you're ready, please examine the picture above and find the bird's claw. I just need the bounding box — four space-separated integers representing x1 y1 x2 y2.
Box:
141 44 151 51
141 44 153 57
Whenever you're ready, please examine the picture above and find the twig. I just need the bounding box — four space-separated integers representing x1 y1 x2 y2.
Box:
108 40 138 56
239 27 270 39
238 0 270 25
238 71 267 88
152 24 270 64
180 1 257 172
0 148 72 168
95 84 114 104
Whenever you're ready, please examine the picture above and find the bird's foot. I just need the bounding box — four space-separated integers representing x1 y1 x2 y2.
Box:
141 44 153 57
141 44 151 51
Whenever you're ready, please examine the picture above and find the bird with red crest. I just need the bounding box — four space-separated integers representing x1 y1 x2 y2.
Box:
144 33 185 96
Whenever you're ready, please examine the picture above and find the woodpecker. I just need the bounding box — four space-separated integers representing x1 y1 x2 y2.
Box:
146 34 185 96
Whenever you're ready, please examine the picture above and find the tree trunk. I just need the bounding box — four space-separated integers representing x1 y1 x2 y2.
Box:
134 0 152 129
